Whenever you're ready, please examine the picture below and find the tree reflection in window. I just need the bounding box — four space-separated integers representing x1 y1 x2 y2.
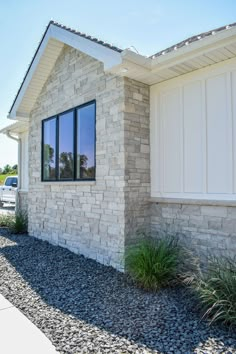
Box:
43 118 56 180
59 152 73 179
77 103 95 179
42 101 96 181
59 111 74 180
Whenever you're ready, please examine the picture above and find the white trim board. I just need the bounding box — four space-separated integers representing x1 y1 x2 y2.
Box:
9 23 122 120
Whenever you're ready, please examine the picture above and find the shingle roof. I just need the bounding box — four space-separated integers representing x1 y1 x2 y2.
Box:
51 21 122 53
150 22 236 59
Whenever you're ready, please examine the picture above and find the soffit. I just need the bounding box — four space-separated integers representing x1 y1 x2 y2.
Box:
110 25 236 85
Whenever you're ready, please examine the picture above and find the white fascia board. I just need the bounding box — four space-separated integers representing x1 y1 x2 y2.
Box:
9 112 30 121
9 23 123 120
107 49 151 77
121 49 152 68
0 122 29 135
112 28 236 82
151 26 236 71
50 25 122 70
8 28 52 120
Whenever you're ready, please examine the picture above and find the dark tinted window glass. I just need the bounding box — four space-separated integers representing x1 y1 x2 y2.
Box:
5 178 16 186
43 118 56 180
77 103 95 179
12 177 18 186
59 111 74 179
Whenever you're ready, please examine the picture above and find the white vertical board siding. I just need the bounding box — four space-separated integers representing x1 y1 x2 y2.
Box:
206 74 232 194
150 93 160 193
232 71 236 193
162 89 182 193
183 81 204 193
150 59 236 200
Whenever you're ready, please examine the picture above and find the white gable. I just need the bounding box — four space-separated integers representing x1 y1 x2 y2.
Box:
9 22 122 120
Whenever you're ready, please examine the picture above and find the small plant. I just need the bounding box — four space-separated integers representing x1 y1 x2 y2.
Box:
9 211 28 234
194 256 236 327
0 214 14 227
126 235 184 291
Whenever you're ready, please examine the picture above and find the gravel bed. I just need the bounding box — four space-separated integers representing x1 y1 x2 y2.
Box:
0 229 235 354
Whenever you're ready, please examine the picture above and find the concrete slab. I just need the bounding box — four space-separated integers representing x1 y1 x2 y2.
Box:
0 295 58 354
0 295 13 310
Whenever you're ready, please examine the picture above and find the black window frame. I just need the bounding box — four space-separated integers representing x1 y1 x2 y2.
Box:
41 100 96 182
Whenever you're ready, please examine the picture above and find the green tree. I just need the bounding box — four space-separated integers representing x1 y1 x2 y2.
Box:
2 164 11 174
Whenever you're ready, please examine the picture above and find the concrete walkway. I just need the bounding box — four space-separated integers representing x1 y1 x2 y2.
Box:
0 295 58 354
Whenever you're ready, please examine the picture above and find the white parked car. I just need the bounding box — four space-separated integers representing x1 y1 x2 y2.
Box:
0 176 18 207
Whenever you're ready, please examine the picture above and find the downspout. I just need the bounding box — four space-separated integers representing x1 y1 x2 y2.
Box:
6 131 21 211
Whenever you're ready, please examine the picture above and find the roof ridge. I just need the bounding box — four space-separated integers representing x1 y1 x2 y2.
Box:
50 20 122 53
150 22 236 59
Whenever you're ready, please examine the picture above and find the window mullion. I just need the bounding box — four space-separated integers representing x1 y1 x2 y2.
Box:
56 116 59 181
74 109 77 181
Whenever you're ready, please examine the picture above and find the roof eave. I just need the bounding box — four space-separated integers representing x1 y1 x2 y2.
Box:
0 121 29 135
151 25 236 70
110 26 236 85
9 22 123 119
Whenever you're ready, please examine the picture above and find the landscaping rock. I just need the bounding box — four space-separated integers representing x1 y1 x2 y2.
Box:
0 230 235 354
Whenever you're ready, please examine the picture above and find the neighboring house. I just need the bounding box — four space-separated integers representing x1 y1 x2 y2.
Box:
2 21 236 270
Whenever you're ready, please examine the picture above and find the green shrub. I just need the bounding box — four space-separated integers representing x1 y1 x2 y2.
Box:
9 211 28 234
0 214 14 227
194 256 236 327
125 236 185 291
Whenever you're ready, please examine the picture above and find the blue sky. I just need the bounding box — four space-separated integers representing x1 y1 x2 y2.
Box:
0 0 236 167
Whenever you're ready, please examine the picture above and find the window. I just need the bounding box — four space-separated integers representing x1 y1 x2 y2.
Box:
5 177 18 187
42 101 96 181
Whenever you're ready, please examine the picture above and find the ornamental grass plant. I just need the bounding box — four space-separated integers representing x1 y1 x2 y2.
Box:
9 210 28 234
194 256 236 327
125 235 187 291
0 211 28 234
0 214 14 227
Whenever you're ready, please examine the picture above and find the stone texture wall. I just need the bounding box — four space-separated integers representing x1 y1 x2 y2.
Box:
17 191 28 215
123 78 150 245
151 202 236 262
28 45 126 270
28 45 150 271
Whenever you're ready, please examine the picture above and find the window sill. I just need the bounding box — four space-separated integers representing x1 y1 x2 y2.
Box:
150 197 236 207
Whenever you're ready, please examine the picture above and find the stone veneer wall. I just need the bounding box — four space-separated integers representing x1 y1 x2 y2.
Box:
151 202 236 262
123 78 150 245
28 45 150 270
17 191 28 214
28 45 126 270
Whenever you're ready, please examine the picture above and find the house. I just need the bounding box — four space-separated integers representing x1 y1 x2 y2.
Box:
2 21 236 270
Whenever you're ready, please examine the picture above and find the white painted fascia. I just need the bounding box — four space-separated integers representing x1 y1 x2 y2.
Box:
8 23 123 120
111 26 236 81
8 27 52 120
150 26 236 71
0 122 29 135
121 49 152 68
50 25 122 70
